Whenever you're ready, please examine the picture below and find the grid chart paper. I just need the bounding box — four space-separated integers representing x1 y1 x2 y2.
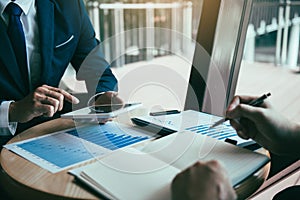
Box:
4 122 151 173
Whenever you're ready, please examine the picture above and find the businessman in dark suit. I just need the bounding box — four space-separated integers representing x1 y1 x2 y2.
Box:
0 0 118 145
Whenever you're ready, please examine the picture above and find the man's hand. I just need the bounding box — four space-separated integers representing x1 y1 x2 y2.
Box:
92 91 124 124
226 95 299 156
9 85 79 123
94 91 123 106
172 160 237 200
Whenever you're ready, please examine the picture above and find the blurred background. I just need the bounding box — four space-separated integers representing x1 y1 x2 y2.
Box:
83 0 300 67
62 0 300 121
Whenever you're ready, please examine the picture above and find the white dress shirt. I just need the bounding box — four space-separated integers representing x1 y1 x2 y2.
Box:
0 0 41 135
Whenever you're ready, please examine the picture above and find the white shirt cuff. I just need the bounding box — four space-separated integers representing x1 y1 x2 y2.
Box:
0 101 17 136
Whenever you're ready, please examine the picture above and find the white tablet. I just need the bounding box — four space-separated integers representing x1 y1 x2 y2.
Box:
61 103 142 119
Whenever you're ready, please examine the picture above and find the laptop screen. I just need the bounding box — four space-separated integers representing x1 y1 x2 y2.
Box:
184 0 253 116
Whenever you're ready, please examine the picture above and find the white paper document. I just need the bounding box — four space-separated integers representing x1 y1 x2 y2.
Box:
132 110 255 147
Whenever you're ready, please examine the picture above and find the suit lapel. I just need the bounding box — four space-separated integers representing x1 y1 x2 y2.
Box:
0 18 28 95
36 0 54 85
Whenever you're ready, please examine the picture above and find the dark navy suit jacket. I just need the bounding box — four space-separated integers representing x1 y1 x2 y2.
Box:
0 0 117 137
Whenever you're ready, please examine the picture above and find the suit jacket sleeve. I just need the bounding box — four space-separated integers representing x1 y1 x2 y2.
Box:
70 0 118 94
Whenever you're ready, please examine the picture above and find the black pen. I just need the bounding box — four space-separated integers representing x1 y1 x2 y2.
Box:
210 93 271 128
149 110 181 116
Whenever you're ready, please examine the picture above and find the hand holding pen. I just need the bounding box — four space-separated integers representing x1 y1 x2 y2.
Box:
210 93 271 128
222 93 299 156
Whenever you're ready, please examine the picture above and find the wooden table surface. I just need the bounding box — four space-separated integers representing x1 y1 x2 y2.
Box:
0 118 270 200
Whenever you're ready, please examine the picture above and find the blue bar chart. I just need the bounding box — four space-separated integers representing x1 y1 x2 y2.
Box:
185 124 237 140
17 133 95 169
66 123 149 150
6 122 151 173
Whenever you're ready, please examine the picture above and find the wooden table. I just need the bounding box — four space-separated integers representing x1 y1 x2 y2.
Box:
0 118 270 200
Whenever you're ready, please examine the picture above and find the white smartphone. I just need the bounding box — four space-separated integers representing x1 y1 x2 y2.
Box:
61 103 142 119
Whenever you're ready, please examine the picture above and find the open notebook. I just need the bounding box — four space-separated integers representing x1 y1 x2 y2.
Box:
69 131 269 200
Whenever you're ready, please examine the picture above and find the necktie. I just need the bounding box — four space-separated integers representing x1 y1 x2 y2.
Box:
5 2 29 89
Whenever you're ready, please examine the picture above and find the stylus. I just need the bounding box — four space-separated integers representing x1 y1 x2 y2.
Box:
149 110 181 116
210 93 271 128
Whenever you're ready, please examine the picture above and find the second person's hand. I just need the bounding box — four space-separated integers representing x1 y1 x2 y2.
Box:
226 95 299 156
172 160 236 200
